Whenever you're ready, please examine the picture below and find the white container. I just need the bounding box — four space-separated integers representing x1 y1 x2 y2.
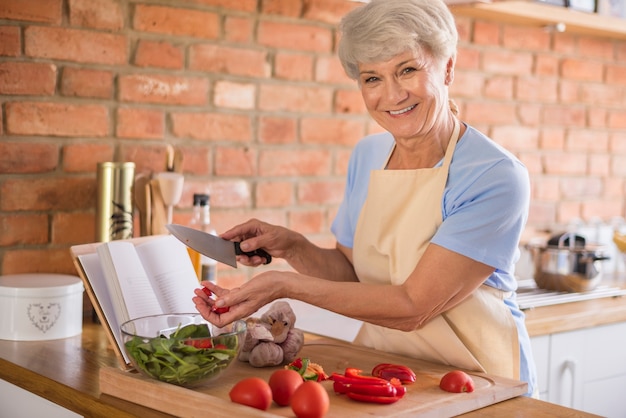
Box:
0 274 84 341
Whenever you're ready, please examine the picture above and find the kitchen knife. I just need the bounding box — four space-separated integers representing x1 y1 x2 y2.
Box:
165 224 271 268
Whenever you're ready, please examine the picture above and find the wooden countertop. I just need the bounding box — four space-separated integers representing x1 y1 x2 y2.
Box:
0 317 604 418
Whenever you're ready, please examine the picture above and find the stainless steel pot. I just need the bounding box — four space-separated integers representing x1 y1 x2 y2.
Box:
525 232 610 293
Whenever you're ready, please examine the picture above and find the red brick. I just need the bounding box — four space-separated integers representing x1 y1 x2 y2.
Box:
608 109 626 129
133 5 219 39
52 211 95 244
2 248 75 275
189 44 270 78
0 213 48 246
541 105 586 128
117 144 169 174
187 0 257 12
259 149 331 177
588 108 608 129
261 0 303 17
560 177 603 199
581 83 623 106
69 0 124 30
116 107 164 139
258 21 332 52
259 84 332 113
473 21 500 46
275 52 314 81
334 149 352 176
255 181 294 208
335 89 366 114
301 0 357 24
503 25 550 51
301 117 364 146
259 116 297 144
455 46 480 71
484 75 514 100
214 81 256 110
482 50 533 75
61 67 113 98
0 26 20 56
171 112 252 142
289 210 324 234
0 0 62 24
540 127 566 151
532 177 559 200
315 55 352 84
602 177 624 199
606 64 626 86
561 58 603 82
516 77 558 103
543 153 587 175
455 16 472 43
62 143 114 173
528 200 557 226
0 62 56 95
582 200 623 221
206 179 251 208
224 16 254 43
214 146 257 177
449 71 483 98
0 177 95 211
298 180 344 205
578 37 614 60
618 43 626 63
613 155 626 176
178 145 212 176
24 26 127 65
118 74 208 105
558 79 579 102
0 141 58 174
589 154 610 177
6 102 109 137
490 126 539 151
534 54 559 76
554 201 579 225
134 40 184 69
553 33 577 54
610 132 626 153
464 102 518 125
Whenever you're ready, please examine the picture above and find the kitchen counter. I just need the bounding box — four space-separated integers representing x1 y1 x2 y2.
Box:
0 311 610 418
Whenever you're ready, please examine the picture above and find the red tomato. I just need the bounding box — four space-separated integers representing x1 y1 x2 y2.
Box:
439 370 475 393
269 369 304 406
290 380 330 418
229 377 273 410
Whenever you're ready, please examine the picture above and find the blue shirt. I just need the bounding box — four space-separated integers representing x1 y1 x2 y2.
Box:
331 124 537 396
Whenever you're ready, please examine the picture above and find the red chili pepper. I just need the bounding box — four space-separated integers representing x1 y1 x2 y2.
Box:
346 392 404 404
344 368 392 384
371 363 416 384
330 372 389 386
201 286 230 314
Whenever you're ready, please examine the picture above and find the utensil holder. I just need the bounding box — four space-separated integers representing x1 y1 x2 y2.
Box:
96 162 135 242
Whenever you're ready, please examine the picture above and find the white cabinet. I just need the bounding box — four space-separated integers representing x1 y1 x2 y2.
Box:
530 321 626 418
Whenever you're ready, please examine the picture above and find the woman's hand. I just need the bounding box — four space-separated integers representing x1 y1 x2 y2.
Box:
221 219 301 267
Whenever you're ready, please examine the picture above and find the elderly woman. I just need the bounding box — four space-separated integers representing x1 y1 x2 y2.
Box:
194 0 537 396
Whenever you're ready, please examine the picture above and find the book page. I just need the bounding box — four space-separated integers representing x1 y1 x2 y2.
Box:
135 235 199 313
78 252 130 364
97 241 164 321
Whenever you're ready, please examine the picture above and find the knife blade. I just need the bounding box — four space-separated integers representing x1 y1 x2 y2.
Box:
165 224 271 268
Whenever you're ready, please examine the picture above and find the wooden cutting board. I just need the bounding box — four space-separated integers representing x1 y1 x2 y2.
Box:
100 339 527 417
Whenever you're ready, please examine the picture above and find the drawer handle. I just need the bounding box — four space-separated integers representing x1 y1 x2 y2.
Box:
561 359 577 407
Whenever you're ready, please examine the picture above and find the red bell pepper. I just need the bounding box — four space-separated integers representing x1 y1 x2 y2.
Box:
371 363 416 384
346 392 404 404
201 286 230 314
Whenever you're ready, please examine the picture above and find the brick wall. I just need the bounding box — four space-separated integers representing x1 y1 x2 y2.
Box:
1 1 625 288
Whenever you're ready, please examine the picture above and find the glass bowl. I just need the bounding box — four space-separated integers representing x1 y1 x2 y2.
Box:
120 313 246 387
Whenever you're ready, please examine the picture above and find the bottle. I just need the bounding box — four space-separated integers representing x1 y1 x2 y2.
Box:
188 193 218 283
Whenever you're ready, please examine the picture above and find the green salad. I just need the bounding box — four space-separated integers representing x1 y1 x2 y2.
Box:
124 323 239 386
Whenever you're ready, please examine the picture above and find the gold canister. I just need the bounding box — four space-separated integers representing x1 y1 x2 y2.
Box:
96 162 135 242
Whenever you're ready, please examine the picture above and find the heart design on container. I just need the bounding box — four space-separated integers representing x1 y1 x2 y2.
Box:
27 302 62 333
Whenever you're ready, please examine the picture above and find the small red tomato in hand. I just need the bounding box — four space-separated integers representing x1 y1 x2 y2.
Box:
202 286 230 314
439 370 475 393
269 368 304 406
229 377 273 410
291 380 329 418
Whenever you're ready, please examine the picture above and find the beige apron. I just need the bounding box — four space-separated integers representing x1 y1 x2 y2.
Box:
352 120 520 380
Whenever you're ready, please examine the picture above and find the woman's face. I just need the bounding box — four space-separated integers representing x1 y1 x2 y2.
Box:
357 49 450 140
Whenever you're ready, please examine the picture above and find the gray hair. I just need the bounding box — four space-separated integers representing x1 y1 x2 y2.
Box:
338 0 459 80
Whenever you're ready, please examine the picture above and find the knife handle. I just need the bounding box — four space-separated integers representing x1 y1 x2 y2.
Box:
234 242 272 265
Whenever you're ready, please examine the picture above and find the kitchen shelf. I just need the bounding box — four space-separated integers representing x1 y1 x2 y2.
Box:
448 1 626 40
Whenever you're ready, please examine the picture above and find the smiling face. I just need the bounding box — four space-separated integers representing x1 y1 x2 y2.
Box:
358 49 452 142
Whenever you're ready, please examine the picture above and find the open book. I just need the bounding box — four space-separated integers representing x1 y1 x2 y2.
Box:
71 235 200 366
